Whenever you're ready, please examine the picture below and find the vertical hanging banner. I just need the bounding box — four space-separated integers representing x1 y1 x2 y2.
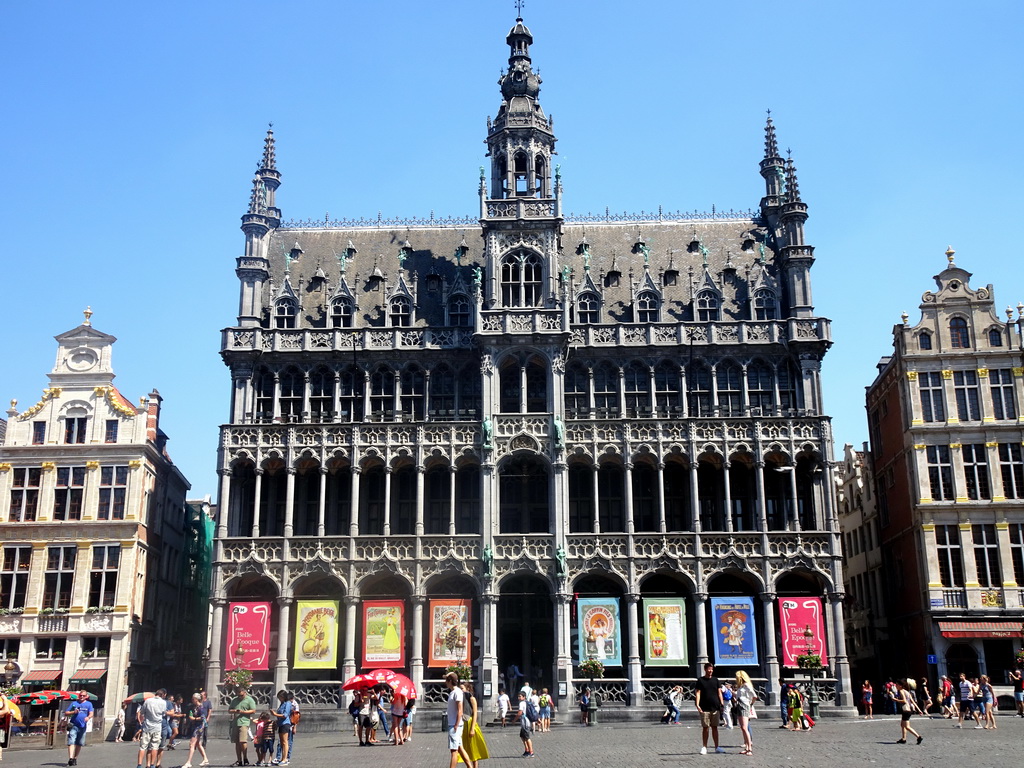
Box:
779 597 828 668
577 597 622 667
428 599 472 667
225 601 271 671
643 598 688 666
293 600 340 669
363 600 405 668
710 598 758 665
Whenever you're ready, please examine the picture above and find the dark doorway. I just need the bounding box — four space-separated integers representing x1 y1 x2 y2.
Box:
498 575 554 692
945 643 979 679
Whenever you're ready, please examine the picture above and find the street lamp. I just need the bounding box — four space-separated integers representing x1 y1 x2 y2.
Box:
802 624 820 719
2 659 20 691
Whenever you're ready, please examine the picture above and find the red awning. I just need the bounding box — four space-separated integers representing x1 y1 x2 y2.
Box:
938 621 1024 639
21 669 62 683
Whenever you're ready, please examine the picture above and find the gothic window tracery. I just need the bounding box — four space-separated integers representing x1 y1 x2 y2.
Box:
274 298 297 329
752 288 777 320
654 361 681 413
687 362 712 417
593 361 620 413
747 361 774 414
309 365 334 421
400 365 426 420
331 298 354 328
448 295 471 327
696 290 720 322
370 365 396 419
278 366 303 419
564 363 590 414
577 292 600 324
716 362 743 416
390 296 412 327
636 291 660 323
338 365 364 422
623 361 651 414
501 251 543 307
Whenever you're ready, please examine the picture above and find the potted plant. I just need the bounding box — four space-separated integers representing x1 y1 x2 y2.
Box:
85 607 100 614
224 667 253 692
444 663 473 682
39 608 54 616
796 652 822 670
579 657 605 680
1014 649 1024 667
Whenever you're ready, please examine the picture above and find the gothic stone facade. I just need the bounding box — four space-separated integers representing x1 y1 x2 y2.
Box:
866 253 1024 683
0 317 196 731
210 17 853 715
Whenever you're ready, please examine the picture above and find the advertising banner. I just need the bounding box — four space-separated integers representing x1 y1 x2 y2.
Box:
577 597 622 667
293 600 340 669
225 601 271 671
428 599 472 667
643 598 687 666
779 597 828 668
363 600 405 668
710 598 758 665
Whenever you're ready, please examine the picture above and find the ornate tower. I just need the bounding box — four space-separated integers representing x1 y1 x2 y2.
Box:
235 127 279 328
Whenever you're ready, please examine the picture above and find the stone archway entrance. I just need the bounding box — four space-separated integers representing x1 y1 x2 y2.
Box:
498 574 554 692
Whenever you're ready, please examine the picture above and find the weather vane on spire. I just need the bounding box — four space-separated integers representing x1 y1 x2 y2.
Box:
515 0 524 18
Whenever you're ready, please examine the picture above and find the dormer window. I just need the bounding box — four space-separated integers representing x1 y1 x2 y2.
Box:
426 273 441 293
501 251 542 307
577 293 600 324
448 295 471 327
64 416 88 444
696 290 720 322
331 298 353 328
918 331 933 350
752 288 777 320
989 328 1003 347
605 270 620 288
274 299 297 329
636 291 659 323
390 296 412 327
663 269 678 287
949 317 970 348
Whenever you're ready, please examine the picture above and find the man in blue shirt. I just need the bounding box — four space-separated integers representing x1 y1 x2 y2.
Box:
65 690 94 766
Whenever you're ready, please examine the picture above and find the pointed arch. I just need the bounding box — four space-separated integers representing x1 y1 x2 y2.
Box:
447 293 471 327
330 297 354 328
623 360 651 415
686 361 712 417
752 287 777 320
309 364 334 421
274 297 298 328
695 289 720 322
636 290 660 323
577 291 601 324
389 295 412 327
278 365 303 420
500 250 543 307
565 361 591 414
369 364 396 421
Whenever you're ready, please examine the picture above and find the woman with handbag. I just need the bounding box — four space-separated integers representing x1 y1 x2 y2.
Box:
894 679 923 745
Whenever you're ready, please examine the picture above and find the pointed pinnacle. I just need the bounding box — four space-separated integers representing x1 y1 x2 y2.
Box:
261 126 277 171
764 112 780 159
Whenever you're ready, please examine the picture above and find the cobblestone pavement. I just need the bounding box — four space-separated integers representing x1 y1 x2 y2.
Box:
8 714 1024 768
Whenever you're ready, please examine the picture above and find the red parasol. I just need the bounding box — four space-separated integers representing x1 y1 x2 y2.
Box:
341 673 380 691
386 672 418 699
123 691 156 704
366 668 398 684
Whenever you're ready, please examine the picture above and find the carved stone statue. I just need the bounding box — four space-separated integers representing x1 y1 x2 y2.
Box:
555 545 567 576
553 416 564 446
482 418 493 449
482 544 494 578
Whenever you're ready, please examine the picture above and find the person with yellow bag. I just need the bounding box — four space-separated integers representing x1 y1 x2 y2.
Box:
458 681 489 767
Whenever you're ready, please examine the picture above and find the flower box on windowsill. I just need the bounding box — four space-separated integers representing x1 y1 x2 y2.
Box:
0 608 24 617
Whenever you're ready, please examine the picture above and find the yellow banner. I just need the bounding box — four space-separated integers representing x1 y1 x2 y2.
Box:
293 600 339 669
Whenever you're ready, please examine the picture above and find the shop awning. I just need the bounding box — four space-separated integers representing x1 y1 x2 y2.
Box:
20 669 62 685
69 670 107 686
938 621 1024 639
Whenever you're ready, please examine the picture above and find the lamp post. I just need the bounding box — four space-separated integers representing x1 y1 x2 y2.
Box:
802 625 820 719
2 659 18 688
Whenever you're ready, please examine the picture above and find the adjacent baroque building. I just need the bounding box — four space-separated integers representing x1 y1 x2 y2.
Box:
211 16 853 717
0 313 203 731
866 250 1024 682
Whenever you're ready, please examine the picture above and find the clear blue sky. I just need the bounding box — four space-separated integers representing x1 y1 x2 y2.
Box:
4 1 1023 494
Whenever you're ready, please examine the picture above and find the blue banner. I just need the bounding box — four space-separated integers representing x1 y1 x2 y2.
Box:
577 597 622 667
710 598 758 665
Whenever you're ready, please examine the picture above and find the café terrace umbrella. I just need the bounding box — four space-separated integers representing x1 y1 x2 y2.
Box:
123 691 156 704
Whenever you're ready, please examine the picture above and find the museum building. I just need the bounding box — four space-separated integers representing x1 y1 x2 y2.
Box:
209 15 853 716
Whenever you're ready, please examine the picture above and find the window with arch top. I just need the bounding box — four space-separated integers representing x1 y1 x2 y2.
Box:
274 299 297 329
918 331 933 350
501 251 543 307
577 292 600 324
389 296 412 327
448 295 471 327
752 288 777 320
988 327 1003 347
636 291 659 323
949 317 970 348
696 290 720 321
331 298 353 328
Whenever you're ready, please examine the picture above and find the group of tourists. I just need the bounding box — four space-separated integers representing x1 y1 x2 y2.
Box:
131 688 214 768
348 684 416 746
225 687 300 767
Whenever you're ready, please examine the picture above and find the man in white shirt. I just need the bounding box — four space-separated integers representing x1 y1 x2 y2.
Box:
136 688 169 768
445 673 472 768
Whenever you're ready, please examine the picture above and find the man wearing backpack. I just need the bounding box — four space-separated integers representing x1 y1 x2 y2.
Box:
538 688 555 732
518 692 536 757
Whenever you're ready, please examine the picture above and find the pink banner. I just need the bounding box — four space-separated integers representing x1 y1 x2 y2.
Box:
226 601 272 671
778 597 828 668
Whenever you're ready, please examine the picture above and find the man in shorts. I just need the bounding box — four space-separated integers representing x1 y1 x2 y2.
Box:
64 690 94 766
694 663 725 754
228 685 257 766
517 691 535 757
445 673 472 768
137 688 168 768
1010 668 1024 717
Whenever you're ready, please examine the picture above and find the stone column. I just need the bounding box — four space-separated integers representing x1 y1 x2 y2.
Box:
657 462 667 533
625 593 643 704
382 467 393 536
342 595 359 686
415 465 425 536
411 595 426 695
275 596 292 691
317 467 328 537
283 467 296 538
349 467 361 536
272 372 282 421
690 459 701 532
592 465 601 534
827 591 853 707
217 468 232 539
554 592 572 704
694 592 709 665
788 466 800 532
755 461 768 531
481 593 499 706
207 598 227 694
251 469 263 538
624 462 635 534
723 461 733 532
760 592 779 705
448 465 458 536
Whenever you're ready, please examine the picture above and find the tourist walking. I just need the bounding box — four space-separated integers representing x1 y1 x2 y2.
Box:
980 675 997 729
114 704 127 742
459 681 490 766
274 688 293 764
893 679 923 745
734 670 757 756
199 690 213 749
538 688 554 732
939 676 956 719
445 672 473 768
694 662 725 754
391 692 407 745
497 687 510 727
861 680 873 719
1011 667 1024 717
956 673 981 728
517 691 535 757
137 688 169 768
181 692 209 768
918 678 933 716
64 690 94 766
227 684 257 766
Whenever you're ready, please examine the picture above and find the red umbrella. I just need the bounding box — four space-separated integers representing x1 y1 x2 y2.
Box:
123 691 156 705
386 672 418 699
35 690 72 700
366 668 398 684
341 674 379 691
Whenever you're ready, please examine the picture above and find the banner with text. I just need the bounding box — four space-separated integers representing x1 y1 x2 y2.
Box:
293 600 340 669
710 598 758 666
779 597 828 668
225 601 271 671
577 597 622 667
428 599 472 667
643 598 687 666
363 600 405 668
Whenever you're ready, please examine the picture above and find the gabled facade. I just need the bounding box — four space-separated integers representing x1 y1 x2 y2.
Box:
866 250 1024 682
0 313 200 731
211 16 852 718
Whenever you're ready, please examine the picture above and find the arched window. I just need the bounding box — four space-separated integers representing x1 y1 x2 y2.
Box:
654 361 680 413
458 364 482 416
253 366 274 421
949 317 970 348
989 327 1003 347
513 151 530 196
593 361 620 413
331 298 353 328
564 363 590 414
278 366 303 420
424 466 450 534
400 366 425 420
623 361 651 414
369 366 395 420
338 365 364 422
568 463 594 533
501 251 543 307
778 361 799 412
390 296 412 327
430 365 456 417
577 292 600 324
448 295 471 327
309 366 334 421
919 331 933 350
535 155 548 197
687 362 712 416
716 362 743 416
636 291 659 323
525 356 547 412
747 361 774 414
753 288 777 320
696 290 720 321
274 299 297 329
455 464 481 534
499 455 549 533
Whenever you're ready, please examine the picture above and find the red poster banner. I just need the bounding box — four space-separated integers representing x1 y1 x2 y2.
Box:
226 601 272 671
778 597 828 668
363 600 405 668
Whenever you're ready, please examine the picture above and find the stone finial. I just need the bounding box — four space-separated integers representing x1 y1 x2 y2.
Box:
1017 302 1024 319
945 245 955 266
901 311 909 325
1007 306 1015 321
83 306 93 326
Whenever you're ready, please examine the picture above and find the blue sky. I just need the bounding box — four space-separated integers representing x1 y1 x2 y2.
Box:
4 1 1023 494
